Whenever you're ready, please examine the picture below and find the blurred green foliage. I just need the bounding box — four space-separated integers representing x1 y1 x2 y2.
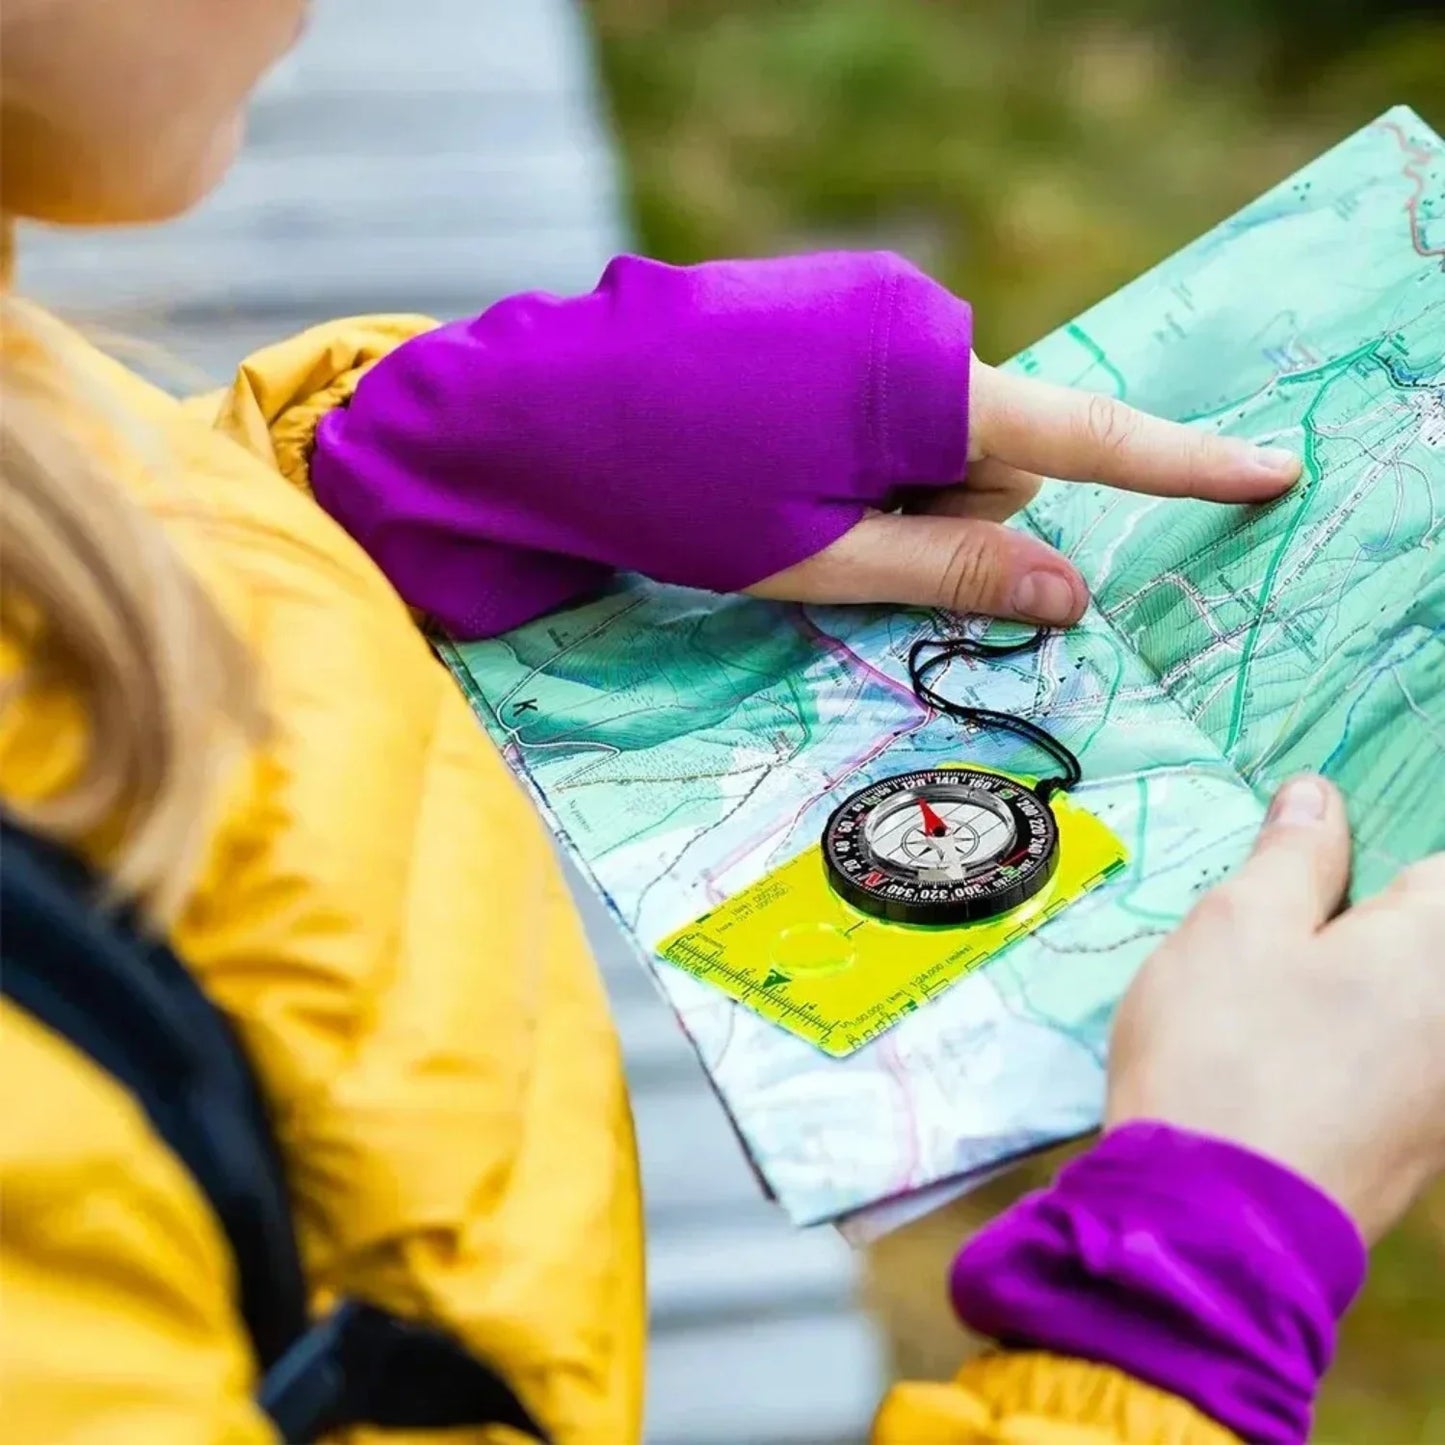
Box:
589 3 1445 1437
592 0 1445 358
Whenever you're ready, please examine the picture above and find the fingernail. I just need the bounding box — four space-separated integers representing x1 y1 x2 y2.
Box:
1267 776 1327 827
1248 445 1302 479
1012 571 1079 625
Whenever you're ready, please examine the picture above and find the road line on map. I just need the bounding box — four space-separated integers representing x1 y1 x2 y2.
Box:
790 606 926 712
1379 117 1445 260
1064 323 1128 399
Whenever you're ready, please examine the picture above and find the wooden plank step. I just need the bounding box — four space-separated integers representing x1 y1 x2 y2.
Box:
28 151 621 240
275 0 602 95
244 90 607 158
16 225 621 319
647 1312 882 1445
647 1214 858 1329
632 1082 773 1223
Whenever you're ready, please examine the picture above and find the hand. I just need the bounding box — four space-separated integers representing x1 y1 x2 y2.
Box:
1106 774 1445 1242
751 359 1302 625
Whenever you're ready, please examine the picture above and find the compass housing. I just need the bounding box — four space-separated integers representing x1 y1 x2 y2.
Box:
822 767 1060 925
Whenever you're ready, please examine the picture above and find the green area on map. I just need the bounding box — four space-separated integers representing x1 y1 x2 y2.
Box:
443 107 1445 1225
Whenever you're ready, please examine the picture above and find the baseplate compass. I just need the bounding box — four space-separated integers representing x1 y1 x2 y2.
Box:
822 766 1060 925
657 629 1128 1057
658 761 1126 1057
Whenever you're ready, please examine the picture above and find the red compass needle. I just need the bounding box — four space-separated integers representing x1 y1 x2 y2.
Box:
916 798 949 837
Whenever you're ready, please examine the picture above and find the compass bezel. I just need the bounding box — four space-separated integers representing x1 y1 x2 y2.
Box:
822 767 1060 925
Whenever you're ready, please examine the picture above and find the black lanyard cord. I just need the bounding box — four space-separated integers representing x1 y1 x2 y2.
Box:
906 630 1083 802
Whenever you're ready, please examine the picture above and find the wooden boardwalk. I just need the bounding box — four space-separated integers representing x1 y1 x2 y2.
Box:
18 4 884 1440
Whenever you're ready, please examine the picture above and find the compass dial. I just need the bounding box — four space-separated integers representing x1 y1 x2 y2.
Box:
863 788 1016 880
822 767 1059 925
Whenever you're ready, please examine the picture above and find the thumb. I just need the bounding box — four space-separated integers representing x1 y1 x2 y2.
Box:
746 510 1089 625
1214 775 1353 937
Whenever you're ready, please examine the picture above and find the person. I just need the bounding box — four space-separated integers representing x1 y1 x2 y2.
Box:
1 4 1441 1443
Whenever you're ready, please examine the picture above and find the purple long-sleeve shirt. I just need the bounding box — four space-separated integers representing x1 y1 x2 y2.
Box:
312 252 972 638
310 251 1367 1441
952 1123 1365 1443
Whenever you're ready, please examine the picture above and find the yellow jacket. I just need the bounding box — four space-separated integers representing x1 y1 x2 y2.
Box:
0 308 1238 1445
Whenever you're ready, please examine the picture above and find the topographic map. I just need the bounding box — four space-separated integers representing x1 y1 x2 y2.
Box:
442 107 1445 1230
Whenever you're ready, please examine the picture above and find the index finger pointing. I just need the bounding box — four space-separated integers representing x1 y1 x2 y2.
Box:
971 362 1303 501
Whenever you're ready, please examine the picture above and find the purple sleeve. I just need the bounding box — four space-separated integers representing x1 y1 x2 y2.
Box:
950 1122 1367 1444
310 252 972 638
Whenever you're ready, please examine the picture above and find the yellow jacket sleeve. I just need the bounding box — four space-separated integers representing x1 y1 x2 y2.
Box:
183 314 437 492
873 1353 1242 1444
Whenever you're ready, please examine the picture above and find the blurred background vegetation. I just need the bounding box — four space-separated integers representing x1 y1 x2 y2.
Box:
589 2 1445 1438
591 0 1445 359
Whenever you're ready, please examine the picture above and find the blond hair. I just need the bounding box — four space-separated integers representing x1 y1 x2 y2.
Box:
1 293 266 923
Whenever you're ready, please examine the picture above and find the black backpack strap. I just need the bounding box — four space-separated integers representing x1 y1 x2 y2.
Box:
259 1299 548 1443
0 819 549 1443
0 818 310 1367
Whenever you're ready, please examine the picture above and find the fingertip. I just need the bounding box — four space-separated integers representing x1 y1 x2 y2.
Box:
1249 445 1304 484
1262 774 1333 830
1010 566 1088 627
1253 773 1351 925
1206 440 1304 501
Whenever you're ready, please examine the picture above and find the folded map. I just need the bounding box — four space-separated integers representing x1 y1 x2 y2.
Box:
441 106 1445 1230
